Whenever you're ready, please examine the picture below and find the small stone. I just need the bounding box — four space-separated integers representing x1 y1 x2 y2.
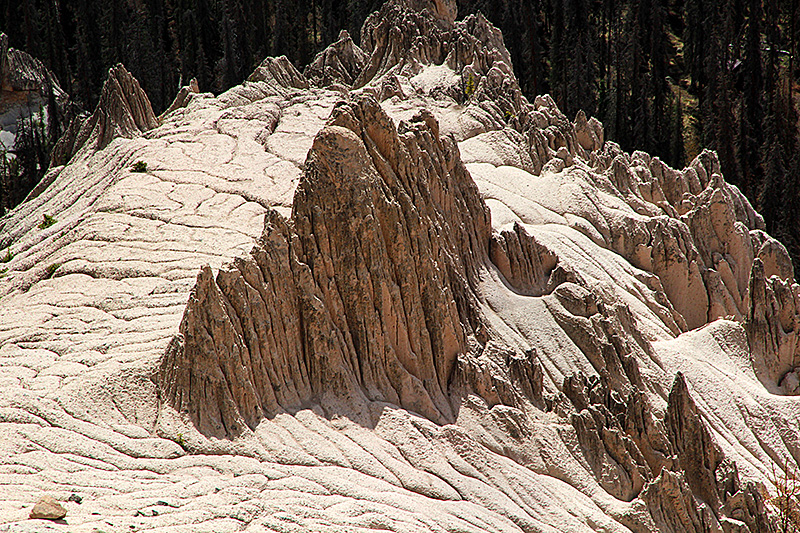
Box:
67 493 82 504
29 495 67 520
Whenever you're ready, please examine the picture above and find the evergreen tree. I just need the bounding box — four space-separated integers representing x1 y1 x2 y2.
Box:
736 0 765 198
684 0 709 92
668 91 686 169
759 118 787 237
1 0 799 267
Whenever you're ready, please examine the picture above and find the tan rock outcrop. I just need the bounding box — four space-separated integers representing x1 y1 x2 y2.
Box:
3 1 799 532
305 30 368 89
0 32 74 173
160 96 491 433
661 372 778 532
154 3 794 531
247 55 309 89
158 77 199 119
51 63 156 166
665 373 725 511
639 468 720 533
747 258 800 392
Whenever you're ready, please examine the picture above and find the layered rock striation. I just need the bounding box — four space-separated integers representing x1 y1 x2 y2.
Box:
1 0 799 531
160 95 491 435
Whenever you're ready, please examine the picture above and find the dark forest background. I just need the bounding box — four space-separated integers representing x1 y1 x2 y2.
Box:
1 0 800 263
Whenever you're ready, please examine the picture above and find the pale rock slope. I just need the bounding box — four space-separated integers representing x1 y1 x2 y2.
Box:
1 1 799 532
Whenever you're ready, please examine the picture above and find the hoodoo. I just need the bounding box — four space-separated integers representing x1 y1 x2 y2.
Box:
1 1 798 531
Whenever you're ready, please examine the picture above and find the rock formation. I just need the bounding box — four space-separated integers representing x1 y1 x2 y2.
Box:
50 63 157 166
247 56 310 90
1 0 799 531
160 96 491 435
159 77 199 119
304 30 369 90
0 33 75 209
0 33 72 147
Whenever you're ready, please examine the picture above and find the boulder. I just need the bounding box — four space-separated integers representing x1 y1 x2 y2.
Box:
29 495 67 521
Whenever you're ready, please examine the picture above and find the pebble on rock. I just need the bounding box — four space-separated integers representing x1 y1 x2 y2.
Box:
29 495 67 520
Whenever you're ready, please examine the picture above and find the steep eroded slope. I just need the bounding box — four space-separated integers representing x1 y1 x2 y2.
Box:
1 0 799 531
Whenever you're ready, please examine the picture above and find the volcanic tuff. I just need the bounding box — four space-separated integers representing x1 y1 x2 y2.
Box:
0 32 74 203
1 0 799 531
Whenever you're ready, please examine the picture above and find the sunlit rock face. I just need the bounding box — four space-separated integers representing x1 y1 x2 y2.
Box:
1 0 798 531
0 32 74 206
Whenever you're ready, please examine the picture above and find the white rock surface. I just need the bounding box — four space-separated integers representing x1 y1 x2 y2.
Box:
1 1 798 532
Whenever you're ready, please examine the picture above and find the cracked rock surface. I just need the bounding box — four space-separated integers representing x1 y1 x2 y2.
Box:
1 0 799 531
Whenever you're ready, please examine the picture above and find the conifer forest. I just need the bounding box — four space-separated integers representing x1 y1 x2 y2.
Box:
1 0 799 263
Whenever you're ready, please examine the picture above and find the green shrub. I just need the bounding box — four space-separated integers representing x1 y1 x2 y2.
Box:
45 263 61 278
464 73 476 98
0 248 12 263
132 160 148 172
38 214 57 229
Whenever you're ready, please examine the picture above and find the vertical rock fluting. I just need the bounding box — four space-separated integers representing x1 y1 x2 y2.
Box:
156 3 789 530
665 373 725 512
587 142 800 391
51 63 157 166
661 373 777 532
159 95 492 434
247 56 309 89
304 30 368 89
747 258 800 392
356 0 800 381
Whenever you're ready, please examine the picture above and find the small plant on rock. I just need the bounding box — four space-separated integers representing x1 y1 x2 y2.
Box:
45 263 61 278
132 160 148 172
464 72 476 99
1 248 12 263
38 213 57 229
769 462 800 533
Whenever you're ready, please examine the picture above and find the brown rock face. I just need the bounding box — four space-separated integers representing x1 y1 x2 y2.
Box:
356 0 510 94
159 77 199 119
51 64 156 166
747 257 800 392
29 495 67 520
665 373 725 511
640 468 716 533
152 2 792 531
304 30 368 89
247 56 309 89
159 96 491 435
662 373 778 532
0 32 73 174
0 33 64 94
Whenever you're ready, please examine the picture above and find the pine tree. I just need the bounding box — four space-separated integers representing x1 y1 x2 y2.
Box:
548 0 568 114
668 90 686 168
567 0 598 118
759 118 786 237
736 0 765 199
684 0 709 92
